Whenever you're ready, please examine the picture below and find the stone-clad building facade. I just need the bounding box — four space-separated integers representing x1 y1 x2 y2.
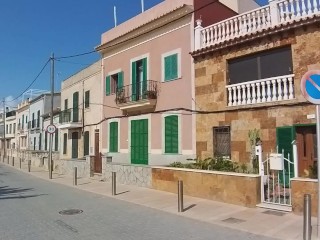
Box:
192 6 320 176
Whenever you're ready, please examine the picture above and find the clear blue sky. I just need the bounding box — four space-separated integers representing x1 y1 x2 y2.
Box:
0 0 267 106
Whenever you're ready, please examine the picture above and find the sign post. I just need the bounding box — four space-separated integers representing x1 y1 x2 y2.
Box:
46 124 56 179
301 70 320 237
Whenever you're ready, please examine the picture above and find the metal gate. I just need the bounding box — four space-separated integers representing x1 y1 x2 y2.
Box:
257 145 297 211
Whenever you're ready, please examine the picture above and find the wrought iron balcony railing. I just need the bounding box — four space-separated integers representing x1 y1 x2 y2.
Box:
59 108 81 124
115 80 158 105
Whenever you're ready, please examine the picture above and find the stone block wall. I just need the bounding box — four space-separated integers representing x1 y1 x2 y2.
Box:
194 23 320 163
152 167 261 207
102 160 152 188
291 178 318 216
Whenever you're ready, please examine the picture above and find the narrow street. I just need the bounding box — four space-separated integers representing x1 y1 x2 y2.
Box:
0 164 274 240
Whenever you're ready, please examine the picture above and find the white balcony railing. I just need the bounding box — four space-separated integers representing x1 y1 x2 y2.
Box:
195 0 320 50
226 74 295 107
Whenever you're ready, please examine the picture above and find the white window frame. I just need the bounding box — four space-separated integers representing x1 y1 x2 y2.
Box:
161 48 181 82
162 112 181 154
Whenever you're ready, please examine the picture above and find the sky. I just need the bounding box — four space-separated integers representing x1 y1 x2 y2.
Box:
0 0 267 108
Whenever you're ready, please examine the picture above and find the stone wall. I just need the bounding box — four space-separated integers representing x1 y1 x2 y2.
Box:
194 23 320 162
102 159 152 187
2 149 92 178
291 178 318 217
152 167 261 207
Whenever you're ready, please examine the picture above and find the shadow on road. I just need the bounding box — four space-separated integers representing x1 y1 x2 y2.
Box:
0 186 47 200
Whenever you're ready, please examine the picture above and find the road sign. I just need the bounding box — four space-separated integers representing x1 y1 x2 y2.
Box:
300 70 320 104
46 124 56 134
301 69 320 237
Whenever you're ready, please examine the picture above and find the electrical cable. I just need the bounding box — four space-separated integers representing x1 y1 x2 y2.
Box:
55 0 219 60
6 58 51 103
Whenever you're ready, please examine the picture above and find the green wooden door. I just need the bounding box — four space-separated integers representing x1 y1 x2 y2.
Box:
72 132 78 159
131 119 148 165
73 92 79 122
276 126 296 186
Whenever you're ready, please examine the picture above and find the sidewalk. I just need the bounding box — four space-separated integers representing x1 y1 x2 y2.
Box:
1 159 317 240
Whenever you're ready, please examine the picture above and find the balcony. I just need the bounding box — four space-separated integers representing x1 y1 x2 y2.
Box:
226 74 295 107
115 80 158 111
195 0 320 50
58 108 82 129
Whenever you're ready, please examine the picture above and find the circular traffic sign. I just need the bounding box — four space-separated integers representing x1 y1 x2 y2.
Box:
46 124 57 134
301 70 320 104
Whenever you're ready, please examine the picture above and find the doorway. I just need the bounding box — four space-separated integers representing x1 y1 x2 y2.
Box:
71 132 78 159
131 119 148 165
296 125 317 177
94 130 102 173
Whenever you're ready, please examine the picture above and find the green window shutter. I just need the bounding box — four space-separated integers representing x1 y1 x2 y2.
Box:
73 92 79 122
171 54 178 79
164 55 171 81
55 131 59 151
106 76 111 96
132 62 137 101
164 54 178 81
84 131 89 156
117 71 123 90
142 58 147 94
63 133 67 154
64 99 68 110
85 91 90 108
39 133 42 150
109 122 118 152
165 115 179 154
276 126 296 182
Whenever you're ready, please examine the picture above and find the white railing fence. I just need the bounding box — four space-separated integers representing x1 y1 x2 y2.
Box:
195 0 320 50
226 74 295 106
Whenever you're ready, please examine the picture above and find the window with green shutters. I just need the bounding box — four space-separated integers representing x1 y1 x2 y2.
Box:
85 91 90 108
109 122 118 152
164 53 178 81
164 115 179 153
106 72 124 95
84 131 89 156
63 133 67 154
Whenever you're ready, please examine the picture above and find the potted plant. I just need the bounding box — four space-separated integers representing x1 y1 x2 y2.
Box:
116 89 126 104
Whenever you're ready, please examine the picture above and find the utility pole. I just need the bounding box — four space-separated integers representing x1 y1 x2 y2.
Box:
2 98 6 159
48 53 54 179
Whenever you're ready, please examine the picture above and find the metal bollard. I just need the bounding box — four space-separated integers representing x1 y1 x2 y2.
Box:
178 180 184 213
27 160 31 172
12 157 14 166
19 158 21 169
303 194 312 240
73 167 77 186
112 172 116 196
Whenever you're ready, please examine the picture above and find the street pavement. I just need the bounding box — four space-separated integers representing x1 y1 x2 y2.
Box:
0 163 275 240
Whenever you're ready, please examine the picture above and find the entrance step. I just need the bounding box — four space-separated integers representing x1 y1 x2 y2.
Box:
256 202 292 212
90 173 103 182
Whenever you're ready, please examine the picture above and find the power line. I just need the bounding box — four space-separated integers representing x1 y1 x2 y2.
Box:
55 59 93 66
55 0 219 60
6 58 51 103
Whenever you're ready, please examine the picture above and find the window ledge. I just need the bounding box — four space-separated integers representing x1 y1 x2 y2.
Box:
162 76 182 83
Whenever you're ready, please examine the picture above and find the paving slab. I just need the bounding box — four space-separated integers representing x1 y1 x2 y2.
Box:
2 160 317 240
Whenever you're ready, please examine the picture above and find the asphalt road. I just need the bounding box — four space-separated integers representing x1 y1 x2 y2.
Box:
0 164 275 240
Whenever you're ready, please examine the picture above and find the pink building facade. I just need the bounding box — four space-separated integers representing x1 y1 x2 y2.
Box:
96 0 259 165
